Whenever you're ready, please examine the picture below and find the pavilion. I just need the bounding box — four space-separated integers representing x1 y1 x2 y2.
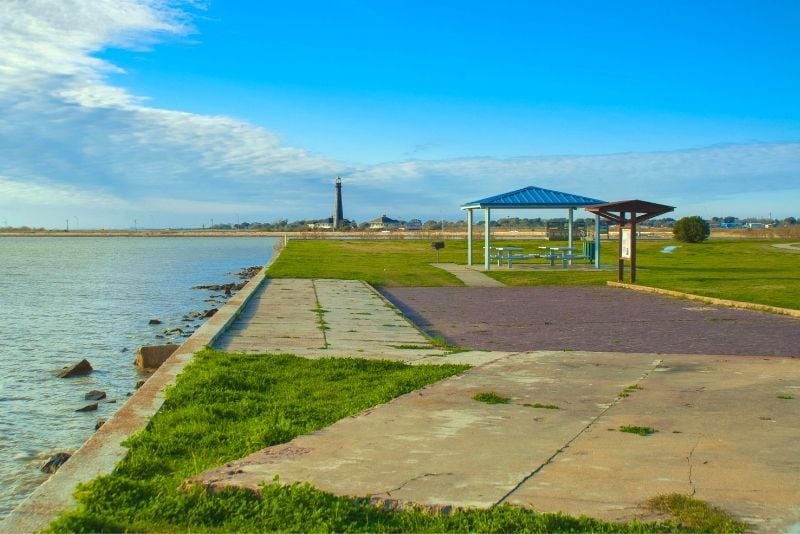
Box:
460 186 606 270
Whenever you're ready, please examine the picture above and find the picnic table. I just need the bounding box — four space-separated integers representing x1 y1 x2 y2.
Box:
538 246 575 267
490 244 593 268
490 246 525 267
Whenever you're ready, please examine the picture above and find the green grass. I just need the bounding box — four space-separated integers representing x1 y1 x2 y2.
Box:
619 384 643 398
266 238 800 310
619 425 657 436
49 351 469 532
777 393 794 400
648 494 748 532
473 392 511 404
524 402 560 409
267 239 466 286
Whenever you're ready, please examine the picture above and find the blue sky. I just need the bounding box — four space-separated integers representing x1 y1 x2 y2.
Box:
1 0 799 229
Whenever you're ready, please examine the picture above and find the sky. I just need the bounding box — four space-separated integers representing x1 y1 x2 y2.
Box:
1 0 799 229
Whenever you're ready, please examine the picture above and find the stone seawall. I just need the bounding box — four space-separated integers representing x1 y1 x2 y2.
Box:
0 251 281 533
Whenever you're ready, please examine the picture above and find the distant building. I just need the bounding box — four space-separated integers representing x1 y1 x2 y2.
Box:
369 215 402 230
307 218 334 230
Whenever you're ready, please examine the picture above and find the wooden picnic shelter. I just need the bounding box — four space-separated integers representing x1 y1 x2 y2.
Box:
460 186 606 270
585 199 674 283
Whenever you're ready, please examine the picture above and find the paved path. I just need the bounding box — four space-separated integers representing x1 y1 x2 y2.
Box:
381 286 800 356
772 242 800 253
215 278 450 361
430 263 505 287
195 278 800 532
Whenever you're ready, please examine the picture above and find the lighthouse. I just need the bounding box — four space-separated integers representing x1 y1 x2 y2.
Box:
333 176 344 229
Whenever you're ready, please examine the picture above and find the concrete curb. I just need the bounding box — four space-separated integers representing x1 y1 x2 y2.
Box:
1 248 282 533
607 281 800 319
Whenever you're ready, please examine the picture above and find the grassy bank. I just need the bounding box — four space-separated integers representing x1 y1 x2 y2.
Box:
49 350 729 533
50 351 468 532
269 238 800 310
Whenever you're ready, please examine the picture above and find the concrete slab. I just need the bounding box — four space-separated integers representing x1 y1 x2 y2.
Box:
190 351 800 532
507 355 800 531
190 352 659 507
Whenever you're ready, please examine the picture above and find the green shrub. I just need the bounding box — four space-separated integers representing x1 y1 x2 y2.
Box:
673 216 710 243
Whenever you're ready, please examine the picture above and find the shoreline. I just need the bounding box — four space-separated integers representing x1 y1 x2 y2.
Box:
0 227 794 240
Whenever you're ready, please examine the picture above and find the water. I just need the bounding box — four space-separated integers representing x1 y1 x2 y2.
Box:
0 236 277 518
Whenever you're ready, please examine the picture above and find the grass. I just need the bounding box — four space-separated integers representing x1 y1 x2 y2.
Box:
49 350 469 532
48 351 692 532
777 393 794 399
473 392 511 404
619 384 643 398
619 425 657 436
267 239 466 286
648 493 748 533
266 237 800 310
524 402 560 409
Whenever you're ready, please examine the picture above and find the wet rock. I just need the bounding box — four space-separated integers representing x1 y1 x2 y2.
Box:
95 419 106 430
164 327 183 336
182 310 204 321
121 347 129 353
76 403 98 412
193 282 245 292
57 359 93 378
41 452 71 474
84 390 106 401
236 266 262 279
135 379 146 389
136 344 179 369
203 308 218 318
148 318 162 325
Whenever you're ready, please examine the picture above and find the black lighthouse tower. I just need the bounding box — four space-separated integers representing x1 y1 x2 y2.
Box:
333 176 344 229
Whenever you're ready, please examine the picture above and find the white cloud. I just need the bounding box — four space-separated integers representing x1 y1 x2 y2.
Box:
346 142 800 216
0 0 346 227
0 174 129 208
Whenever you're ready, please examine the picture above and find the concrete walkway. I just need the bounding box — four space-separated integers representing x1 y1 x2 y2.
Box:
193 279 800 532
431 263 505 287
215 278 451 360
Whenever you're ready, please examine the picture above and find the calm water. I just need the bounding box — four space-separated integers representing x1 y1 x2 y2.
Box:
0 236 276 518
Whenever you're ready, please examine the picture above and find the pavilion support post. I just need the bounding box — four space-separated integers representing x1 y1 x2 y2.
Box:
618 212 625 282
594 213 601 269
466 209 473 266
484 208 491 271
630 217 638 284
567 207 574 264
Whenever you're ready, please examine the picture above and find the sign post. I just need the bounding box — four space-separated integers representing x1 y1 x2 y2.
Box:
586 200 674 284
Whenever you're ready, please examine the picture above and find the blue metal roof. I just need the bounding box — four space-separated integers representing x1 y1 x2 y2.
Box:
461 186 606 210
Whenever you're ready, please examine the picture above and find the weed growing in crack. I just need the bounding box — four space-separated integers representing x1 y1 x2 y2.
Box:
524 403 560 410
473 392 510 404
618 384 643 398
619 425 657 436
